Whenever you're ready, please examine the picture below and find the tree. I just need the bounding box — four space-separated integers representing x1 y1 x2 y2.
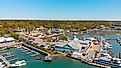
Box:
60 35 68 41
11 33 20 39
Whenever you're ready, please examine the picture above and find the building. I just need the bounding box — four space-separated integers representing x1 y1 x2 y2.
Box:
55 36 83 53
55 36 99 53
51 29 64 34
0 37 15 43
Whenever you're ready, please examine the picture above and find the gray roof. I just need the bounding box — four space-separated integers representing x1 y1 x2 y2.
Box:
68 39 82 50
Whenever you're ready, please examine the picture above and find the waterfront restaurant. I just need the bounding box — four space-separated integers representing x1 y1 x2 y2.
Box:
55 36 85 53
55 36 99 53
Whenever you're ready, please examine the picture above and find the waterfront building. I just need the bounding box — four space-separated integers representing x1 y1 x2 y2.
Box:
55 36 81 53
54 36 97 53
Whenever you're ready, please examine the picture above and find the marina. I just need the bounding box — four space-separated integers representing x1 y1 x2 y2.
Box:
1 33 121 68
0 44 47 68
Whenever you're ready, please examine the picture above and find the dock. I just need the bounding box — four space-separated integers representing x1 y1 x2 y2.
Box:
8 58 18 62
0 49 7 53
0 54 11 67
31 53 40 57
5 55 14 58
26 51 33 54
22 49 30 52
22 43 50 56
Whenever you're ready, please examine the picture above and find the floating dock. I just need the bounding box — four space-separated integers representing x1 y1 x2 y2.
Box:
5 55 14 58
26 51 33 54
8 58 18 62
31 53 40 57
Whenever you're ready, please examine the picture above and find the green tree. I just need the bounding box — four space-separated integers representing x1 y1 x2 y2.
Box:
11 33 20 39
60 35 68 41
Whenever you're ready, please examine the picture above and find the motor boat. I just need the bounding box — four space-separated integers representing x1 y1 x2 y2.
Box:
10 60 26 67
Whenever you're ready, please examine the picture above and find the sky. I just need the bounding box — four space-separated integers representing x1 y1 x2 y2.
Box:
0 0 121 20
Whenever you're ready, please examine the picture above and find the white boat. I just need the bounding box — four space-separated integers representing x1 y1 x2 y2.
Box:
10 60 26 67
0 62 5 68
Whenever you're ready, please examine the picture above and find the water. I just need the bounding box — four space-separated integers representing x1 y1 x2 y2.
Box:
26 57 97 68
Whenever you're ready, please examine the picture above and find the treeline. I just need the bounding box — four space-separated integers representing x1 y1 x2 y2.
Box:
0 20 113 35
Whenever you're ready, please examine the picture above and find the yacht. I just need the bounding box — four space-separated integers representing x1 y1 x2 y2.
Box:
94 53 121 68
10 60 26 67
102 40 112 49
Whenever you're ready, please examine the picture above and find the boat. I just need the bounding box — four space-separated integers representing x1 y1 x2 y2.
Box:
0 62 5 68
93 53 121 68
10 60 26 67
102 40 112 49
44 56 52 62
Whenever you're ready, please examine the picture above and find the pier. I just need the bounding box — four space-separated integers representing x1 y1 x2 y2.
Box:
22 43 52 61
8 58 18 62
31 53 40 57
0 49 7 53
5 55 14 58
22 49 30 52
22 43 50 56
0 54 11 67
26 51 33 54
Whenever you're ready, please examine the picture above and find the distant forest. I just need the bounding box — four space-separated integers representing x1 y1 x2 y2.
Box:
0 20 119 35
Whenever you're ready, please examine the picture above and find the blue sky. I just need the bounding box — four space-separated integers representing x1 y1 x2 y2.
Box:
0 0 121 20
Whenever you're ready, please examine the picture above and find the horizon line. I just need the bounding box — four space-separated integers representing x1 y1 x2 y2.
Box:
0 18 121 22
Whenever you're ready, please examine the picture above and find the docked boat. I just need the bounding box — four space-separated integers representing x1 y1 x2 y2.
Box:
44 56 52 62
102 40 112 49
94 53 121 68
10 60 26 67
0 62 5 68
